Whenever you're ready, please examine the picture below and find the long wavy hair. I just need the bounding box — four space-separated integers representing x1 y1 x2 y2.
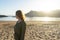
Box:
16 10 25 21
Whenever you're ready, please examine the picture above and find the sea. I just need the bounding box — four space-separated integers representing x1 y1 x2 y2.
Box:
0 17 60 21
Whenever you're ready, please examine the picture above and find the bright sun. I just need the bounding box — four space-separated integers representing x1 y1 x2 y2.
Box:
30 0 59 12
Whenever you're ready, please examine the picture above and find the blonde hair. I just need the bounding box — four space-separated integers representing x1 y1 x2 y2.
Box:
16 10 25 21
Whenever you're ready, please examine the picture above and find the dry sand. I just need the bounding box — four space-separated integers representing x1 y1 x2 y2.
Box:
0 21 60 40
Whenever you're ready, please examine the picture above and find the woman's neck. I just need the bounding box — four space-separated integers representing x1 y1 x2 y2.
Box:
17 19 22 23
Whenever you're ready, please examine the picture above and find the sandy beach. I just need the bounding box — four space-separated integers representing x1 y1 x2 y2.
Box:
0 21 60 40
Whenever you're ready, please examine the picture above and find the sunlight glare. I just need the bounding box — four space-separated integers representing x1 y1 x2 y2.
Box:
43 17 51 21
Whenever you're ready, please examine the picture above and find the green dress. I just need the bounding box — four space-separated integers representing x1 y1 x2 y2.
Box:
14 20 26 40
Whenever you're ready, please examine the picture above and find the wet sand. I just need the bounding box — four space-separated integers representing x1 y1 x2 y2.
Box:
0 21 60 40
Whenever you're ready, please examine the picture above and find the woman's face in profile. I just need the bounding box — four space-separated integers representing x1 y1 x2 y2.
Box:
16 16 19 19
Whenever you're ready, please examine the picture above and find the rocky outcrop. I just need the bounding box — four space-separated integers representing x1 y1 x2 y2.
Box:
0 15 8 17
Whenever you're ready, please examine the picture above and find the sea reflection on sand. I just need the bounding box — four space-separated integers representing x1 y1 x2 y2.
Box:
0 17 60 21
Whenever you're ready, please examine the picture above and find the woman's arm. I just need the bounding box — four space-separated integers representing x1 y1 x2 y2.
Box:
20 22 26 40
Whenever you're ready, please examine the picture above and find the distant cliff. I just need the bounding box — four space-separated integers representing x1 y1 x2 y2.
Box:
25 11 45 17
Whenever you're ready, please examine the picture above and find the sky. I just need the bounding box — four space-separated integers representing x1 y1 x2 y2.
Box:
0 0 60 16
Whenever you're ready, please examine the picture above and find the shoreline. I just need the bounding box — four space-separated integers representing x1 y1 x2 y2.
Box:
0 21 60 24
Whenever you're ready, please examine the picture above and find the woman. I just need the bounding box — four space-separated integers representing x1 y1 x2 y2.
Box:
14 10 26 40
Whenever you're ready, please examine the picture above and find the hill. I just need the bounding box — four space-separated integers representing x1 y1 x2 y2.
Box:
25 10 60 17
